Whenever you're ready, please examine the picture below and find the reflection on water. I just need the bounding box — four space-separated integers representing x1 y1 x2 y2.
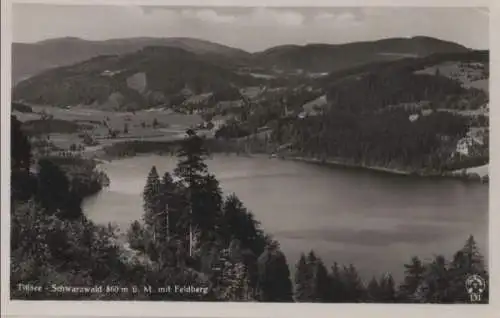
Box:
83 154 488 281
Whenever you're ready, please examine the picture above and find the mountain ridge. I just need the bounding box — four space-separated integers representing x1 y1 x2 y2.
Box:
253 36 470 73
12 37 252 84
12 45 261 110
12 35 470 84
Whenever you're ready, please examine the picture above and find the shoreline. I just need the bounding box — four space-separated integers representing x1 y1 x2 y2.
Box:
284 156 412 175
91 144 489 184
280 156 489 183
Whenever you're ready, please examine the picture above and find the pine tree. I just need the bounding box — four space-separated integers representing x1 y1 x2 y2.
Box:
174 129 208 186
294 254 310 302
36 159 82 219
193 174 223 242
366 276 380 302
341 264 365 302
378 273 397 303
143 166 161 236
11 115 31 172
304 251 330 302
126 220 146 251
460 235 486 274
220 194 266 256
155 171 184 243
257 242 293 302
174 129 209 255
447 236 488 303
399 256 426 302
313 257 331 302
329 262 346 302
421 255 450 303
11 115 36 201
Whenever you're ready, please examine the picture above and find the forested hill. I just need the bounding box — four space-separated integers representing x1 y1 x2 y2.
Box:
12 46 261 110
253 36 469 73
322 50 489 113
13 36 468 85
269 50 489 175
12 37 252 84
12 36 473 111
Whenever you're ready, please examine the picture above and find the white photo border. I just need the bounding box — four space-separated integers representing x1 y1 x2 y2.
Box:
1 0 498 317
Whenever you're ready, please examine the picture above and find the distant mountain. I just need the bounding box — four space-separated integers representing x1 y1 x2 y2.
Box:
253 36 470 73
12 46 259 110
12 37 252 84
12 36 469 84
12 36 474 110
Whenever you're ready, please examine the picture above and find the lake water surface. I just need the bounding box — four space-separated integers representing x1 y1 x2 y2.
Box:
83 154 488 281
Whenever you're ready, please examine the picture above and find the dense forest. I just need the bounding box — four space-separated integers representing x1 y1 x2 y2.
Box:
265 52 489 173
318 50 488 87
325 72 486 113
252 36 469 73
11 115 488 302
271 109 475 172
12 46 263 109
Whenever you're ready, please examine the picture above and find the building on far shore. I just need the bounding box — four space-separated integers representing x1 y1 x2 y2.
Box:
455 134 484 156
211 115 230 131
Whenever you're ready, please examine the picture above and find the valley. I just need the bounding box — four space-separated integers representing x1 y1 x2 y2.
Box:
12 37 489 181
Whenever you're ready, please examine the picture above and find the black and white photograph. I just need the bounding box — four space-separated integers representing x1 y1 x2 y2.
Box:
2 0 493 309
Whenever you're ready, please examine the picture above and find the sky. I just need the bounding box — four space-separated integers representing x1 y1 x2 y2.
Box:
12 5 489 51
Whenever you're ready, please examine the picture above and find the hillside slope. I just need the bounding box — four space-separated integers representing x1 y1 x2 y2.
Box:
13 46 259 110
260 50 489 174
12 37 252 84
254 36 470 73
13 36 468 84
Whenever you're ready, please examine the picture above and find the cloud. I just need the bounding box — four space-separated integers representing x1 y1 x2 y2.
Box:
175 7 305 28
312 11 361 27
359 7 403 18
247 8 305 27
336 12 358 24
13 5 488 51
181 9 237 24
313 12 335 22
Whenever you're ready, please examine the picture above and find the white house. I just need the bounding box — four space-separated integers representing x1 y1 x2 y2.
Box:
301 95 327 116
181 93 213 107
421 109 433 116
456 138 472 156
456 134 484 156
409 114 420 122
211 115 229 131
101 69 123 77
101 70 113 77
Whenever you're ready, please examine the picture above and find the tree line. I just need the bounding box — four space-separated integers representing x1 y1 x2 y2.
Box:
294 237 488 303
326 72 486 114
271 108 475 172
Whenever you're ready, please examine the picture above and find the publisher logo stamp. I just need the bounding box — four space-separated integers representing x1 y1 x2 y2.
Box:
465 274 486 302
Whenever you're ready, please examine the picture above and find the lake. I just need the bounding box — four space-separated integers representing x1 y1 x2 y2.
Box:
83 154 488 281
